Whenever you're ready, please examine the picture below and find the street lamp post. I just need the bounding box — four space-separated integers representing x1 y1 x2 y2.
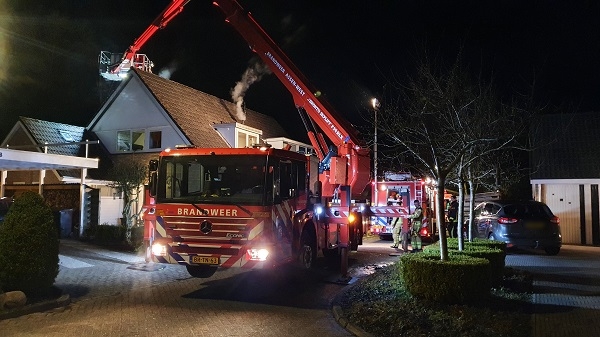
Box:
371 98 379 206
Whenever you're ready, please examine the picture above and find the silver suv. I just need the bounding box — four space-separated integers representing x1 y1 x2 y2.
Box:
470 200 562 255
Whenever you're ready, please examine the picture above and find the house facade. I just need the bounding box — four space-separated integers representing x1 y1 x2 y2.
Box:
1 69 313 233
530 112 600 245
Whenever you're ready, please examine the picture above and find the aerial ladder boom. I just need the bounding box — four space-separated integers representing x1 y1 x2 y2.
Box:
212 0 371 199
99 0 190 81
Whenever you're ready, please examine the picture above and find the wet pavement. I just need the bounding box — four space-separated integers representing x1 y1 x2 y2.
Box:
1 237 599 337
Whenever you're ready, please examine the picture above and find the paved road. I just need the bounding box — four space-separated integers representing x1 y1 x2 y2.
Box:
3 237 598 337
0 236 399 337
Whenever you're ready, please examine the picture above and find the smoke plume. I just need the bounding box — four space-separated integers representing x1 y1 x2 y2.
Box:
230 60 271 122
158 61 178 79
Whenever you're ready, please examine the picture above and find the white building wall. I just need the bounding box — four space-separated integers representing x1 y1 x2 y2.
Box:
91 77 188 153
99 197 124 225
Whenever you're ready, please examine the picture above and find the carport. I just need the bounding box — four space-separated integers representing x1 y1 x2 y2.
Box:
0 147 99 235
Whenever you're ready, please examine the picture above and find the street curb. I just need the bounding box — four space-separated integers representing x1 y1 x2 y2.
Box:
332 305 374 337
0 294 71 320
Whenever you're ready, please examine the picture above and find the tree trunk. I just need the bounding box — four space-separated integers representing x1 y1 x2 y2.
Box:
436 177 448 261
468 177 475 241
457 178 465 251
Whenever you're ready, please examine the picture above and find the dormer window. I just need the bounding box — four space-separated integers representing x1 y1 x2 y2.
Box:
237 131 258 148
212 122 262 148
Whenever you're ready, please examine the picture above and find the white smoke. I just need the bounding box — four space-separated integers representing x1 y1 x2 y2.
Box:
230 60 272 122
158 61 178 79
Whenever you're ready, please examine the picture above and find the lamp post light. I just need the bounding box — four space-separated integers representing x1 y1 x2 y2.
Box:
371 98 380 206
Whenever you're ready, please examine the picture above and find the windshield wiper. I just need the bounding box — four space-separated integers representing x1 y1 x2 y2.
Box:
189 202 209 215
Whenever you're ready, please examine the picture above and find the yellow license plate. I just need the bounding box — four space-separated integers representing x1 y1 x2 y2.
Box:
526 222 545 230
191 256 219 265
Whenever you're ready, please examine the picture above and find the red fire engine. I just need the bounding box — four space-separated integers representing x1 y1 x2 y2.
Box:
370 174 441 242
369 171 454 242
135 0 410 280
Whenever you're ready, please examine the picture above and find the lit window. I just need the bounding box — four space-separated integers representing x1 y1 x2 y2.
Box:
248 135 257 147
237 132 247 148
236 130 261 148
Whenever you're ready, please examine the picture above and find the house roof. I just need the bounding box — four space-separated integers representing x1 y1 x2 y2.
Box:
134 69 289 146
530 112 600 179
0 118 99 173
19 117 85 156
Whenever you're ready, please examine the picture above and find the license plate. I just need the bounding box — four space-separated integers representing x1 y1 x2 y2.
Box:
191 256 219 265
526 222 545 230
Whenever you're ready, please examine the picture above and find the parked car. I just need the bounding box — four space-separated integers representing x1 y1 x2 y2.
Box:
468 200 562 255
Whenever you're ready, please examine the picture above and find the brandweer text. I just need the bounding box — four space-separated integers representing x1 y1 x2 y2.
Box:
177 208 238 217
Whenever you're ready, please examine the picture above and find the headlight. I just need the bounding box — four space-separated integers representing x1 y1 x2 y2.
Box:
247 248 269 261
151 243 167 257
315 205 323 215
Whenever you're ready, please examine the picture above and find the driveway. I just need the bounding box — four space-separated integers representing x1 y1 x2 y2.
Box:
505 245 600 337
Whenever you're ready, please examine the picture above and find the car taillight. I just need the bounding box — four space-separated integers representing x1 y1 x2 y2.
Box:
498 217 518 224
551 216 560 225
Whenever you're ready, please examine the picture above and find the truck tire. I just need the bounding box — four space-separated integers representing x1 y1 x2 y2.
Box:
186 265 217 278
350 221 362 251
299 230 317 269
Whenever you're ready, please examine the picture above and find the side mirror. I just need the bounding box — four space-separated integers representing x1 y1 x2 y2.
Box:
149 159 158 172
149 172 157 197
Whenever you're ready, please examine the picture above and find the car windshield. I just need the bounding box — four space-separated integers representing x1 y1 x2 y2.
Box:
503 203 553 218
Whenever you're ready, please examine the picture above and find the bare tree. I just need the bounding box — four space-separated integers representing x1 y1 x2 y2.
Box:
377 53 529 260
107 160 147 244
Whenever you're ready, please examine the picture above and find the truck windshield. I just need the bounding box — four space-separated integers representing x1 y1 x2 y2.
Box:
156 155 271 206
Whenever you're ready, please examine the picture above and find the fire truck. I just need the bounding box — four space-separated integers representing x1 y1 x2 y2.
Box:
370 173 438 242
369 171 454 242
132 0 407 280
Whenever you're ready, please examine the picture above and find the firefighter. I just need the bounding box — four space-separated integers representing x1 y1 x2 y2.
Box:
389 195 402 249
405 199 424 252
447 195 459 238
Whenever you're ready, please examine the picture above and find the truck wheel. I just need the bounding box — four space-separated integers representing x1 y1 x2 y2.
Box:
350 225 361 251
299 231 317 269
186 265 217 278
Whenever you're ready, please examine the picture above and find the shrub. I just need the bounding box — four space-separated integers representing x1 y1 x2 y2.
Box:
0 191 59 296
429 238 507 253
400 252 491 304
83 223 144 251
425 246 505 287
90 223 126 245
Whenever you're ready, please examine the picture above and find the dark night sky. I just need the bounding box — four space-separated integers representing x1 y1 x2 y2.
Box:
1 0 599 142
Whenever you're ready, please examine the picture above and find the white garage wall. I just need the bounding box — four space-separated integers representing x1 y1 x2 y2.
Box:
99 197 124 226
